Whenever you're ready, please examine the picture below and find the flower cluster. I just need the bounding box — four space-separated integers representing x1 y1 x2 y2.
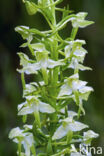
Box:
9 0 99 155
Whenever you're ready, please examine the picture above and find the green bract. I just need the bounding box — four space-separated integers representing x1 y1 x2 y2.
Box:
9 0 98 155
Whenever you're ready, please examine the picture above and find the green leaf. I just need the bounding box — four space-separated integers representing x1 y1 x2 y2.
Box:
25 1 38 15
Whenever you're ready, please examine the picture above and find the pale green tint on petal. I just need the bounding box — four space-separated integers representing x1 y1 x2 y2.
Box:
69 58 92 71
58 74 80 97
60 109 77 118
68 111 78 118
18 51 65 75
18 96 55 115
78 64 92 71
58 84 72 97
79 86 93 94
23 84 37 97
25 95 38 102
17 63 39 74
52 125 70 140
31 43 46 51
23 125 33 130
72 80 87 91
76 20 94 28
83 130 99 141
23 142 30 156
15 26 30 40
9 127 23 139
17 53 30 66
62 117 73 124
68 121 88 132
73 47 87 63
77 12 88 20
21 132 35 156
18 101 27 111
70 39 86 45
39 102 55 113
65 44 71 58
71 12 94 28
58 75 87 97
24 133 34 147
47 59 65 68
17 52 39 74
52 121 88 140
69 73 79 79
70 152 84 156
65 40 86 59
18 104 36 115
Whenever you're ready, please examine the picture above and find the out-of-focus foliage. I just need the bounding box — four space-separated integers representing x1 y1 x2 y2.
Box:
0 0 104 155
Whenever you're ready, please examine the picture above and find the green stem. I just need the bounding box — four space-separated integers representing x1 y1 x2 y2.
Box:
22 115 27 123
18 140 21 156
28 44 35 56
31 145 36 156
40 10 53 30
42 68 48 85
51 148 70 156
77 107 81 119
34 110 41 128
70 27 78 40
21 73 25 90
65 106 68 117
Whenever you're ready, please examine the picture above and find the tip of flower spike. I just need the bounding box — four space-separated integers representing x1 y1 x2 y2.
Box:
22 0 25 3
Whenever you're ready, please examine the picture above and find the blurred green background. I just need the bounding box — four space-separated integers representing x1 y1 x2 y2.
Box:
0 0 104 155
